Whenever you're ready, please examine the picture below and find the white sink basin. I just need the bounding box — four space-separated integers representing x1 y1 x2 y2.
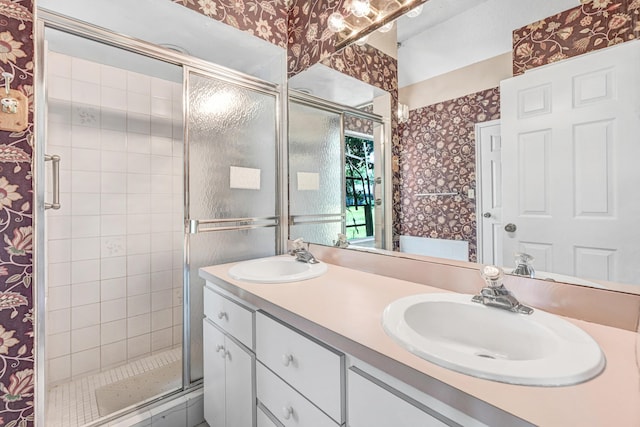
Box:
382 293 605 386
228 256 327 283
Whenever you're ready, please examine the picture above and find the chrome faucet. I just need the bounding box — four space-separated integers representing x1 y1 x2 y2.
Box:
472 265 533 315
512 252 535 278
333 233 349 248
289 238 320 264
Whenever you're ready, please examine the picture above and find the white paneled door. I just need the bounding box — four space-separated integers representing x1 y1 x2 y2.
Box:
501 41 640 284
476 120 503 267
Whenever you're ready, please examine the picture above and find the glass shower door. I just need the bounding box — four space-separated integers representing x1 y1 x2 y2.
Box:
185 69 279 382
288 100 343 245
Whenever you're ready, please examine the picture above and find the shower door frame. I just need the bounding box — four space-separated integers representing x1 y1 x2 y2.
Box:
34 9 285 426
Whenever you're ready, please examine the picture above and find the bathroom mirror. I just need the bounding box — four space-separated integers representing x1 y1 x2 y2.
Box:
287 0 640 295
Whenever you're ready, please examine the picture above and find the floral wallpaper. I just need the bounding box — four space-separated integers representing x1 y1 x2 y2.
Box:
321 43 398 94
0 0 34 426
396 88 500 262
513 0 640 75
172 0 288 48
287 0 349 77
344 104 374 135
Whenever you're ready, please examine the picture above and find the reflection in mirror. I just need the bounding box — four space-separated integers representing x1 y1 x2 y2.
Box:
289 0 640 294
288 91 388 249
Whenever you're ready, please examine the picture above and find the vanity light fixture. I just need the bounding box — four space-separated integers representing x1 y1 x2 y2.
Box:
378 21 394 33
351 0 372 18
405 4 423 18
329 0 427 49
355 34 370 46
328 12 347 33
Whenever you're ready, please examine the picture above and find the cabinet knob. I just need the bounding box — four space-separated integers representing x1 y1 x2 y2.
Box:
218 311 228 320
216 345 226 358
282 406 294 420
281 353 294 367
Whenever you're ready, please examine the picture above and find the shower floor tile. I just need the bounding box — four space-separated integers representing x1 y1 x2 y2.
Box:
46 347 182 427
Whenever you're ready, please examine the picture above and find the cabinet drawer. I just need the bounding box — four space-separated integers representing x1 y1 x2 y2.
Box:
204 285 254 349
257 362 338 427
348 367 451 427
255 312 344 423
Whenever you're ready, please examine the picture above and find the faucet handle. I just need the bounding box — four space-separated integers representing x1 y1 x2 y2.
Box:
514 252 534 264
480 265 504 288
291 238 305 252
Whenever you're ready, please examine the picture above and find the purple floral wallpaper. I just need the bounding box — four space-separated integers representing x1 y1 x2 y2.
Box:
513 0 640 75
344 104 374 135
396 88 500 262
287 0 349 77
0 0 34 426
172 0 288 48
321 43 398 93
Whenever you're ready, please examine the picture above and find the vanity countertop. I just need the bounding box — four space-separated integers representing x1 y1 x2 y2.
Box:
200 256 640 427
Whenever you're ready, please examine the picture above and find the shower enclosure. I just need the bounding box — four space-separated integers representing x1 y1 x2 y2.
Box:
35 13 281 426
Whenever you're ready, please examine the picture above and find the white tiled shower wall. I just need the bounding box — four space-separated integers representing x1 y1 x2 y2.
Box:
46 51 184 385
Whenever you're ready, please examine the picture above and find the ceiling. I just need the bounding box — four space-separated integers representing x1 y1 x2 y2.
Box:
38 0 286 83
397 0 580 87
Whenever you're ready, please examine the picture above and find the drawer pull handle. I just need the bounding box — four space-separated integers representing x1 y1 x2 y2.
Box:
281 406 294 420
218 311 228 320
281 353 294 367
216 345 226 358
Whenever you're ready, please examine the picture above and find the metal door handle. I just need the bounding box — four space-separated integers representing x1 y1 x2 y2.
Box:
504 223 517 232
483 212 492 218
375 198 382 206
44 154 61 210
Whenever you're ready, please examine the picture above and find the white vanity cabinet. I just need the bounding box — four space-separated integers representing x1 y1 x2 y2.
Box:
202 279 486 427
203 285 256 427
255 312 345 426
348 367 452 427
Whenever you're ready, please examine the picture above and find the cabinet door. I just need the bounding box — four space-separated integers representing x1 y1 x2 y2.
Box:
204 320 226 427
225 336 255 427
348 369 449 427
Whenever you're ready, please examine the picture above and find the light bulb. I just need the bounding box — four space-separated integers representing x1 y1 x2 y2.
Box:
378 21 394 33
351 0 371 18
406 4 424 18
328 12 346 33
355 34 369 46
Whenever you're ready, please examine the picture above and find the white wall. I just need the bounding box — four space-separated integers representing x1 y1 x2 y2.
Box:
399 52 512 110
45 51 184 384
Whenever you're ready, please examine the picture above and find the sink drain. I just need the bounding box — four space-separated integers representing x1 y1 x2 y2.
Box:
475 352 497 359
